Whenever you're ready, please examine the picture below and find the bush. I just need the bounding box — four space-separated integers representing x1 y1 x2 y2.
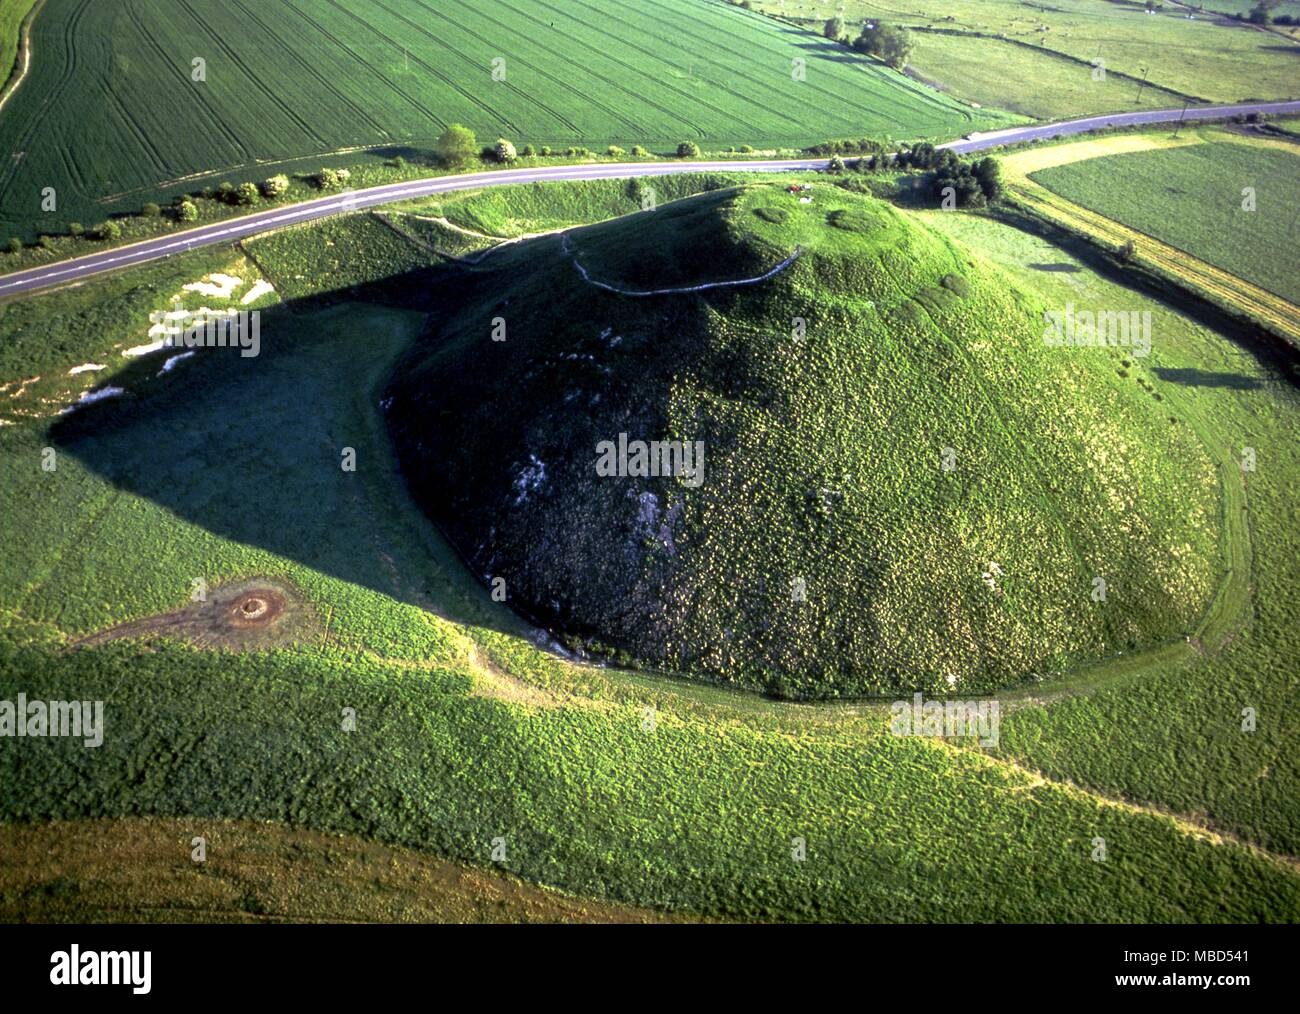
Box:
388 155 406 169
261 174 290 198
37 234 53 249
494 138 518 163
141 202 161 218
540 146 553 157
217 181 236 203
521 144 536 157
606 145 625 157
4 237 21 254
972 157 1003 201
739 144 755 154
96 221 122 241
67 222 84 237
853 22 914 70
805 137 884 157
677 140 701 158
437 123 479 167
827 155 845 173
236 182 260 206
631 145 648 157
313 168 343 189
175 200 199 223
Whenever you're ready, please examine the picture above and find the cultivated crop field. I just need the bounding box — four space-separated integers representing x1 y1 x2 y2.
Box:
1030 135 1300 304
0 0 1007 239
756 0 1300 119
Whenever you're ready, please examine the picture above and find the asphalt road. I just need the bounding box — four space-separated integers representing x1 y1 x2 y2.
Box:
2 99 1297 300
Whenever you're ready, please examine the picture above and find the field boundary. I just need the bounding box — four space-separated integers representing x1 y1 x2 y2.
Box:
0 0 43 119
1006 181 1300 347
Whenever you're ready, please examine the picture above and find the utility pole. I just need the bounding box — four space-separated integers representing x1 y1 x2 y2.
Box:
1134 67 1150 105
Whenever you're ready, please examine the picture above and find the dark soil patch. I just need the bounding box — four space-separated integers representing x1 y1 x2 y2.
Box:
72 578 317 651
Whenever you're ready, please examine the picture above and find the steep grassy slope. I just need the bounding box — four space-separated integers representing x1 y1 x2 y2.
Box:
387 183 1222 699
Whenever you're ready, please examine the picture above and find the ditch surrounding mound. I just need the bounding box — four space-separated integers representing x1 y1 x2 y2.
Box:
386 182 1223 700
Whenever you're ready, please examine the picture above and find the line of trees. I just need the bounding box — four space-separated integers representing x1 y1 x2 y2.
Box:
823 141 1004 209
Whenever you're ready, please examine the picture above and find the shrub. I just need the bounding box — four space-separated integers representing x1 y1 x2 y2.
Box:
521 144 536 157
313 168 343 189
217 181 236 203
540 146 553 157
436 124 479 167
607 145 625 157
827 155 845 173
494 138 518 163
677 140 701 158
631 145 648 157
175 200 199 223
236 182 260 206
96 220 122 241
67 222 84 237
261 174 290 198
853 22 914 70
37 234 53 249
972 157 1003 201
834 176 873 194
4 237 21 254
141 202 162 218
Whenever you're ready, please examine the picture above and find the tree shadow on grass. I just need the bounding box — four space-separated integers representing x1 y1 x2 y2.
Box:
1153 367 1263 390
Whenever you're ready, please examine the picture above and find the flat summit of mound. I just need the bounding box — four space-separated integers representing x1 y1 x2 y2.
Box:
387 183 1220 698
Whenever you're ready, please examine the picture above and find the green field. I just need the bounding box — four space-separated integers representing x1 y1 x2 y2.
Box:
0 2 37 95
0 0 1009 240
1 175 1298 922
754 0 1300 119
1030 138 1300 303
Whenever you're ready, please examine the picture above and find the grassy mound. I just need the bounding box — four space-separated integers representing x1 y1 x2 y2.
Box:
386 183 1222 698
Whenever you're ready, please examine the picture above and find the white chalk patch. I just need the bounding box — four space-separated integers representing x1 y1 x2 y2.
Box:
183 273 242 299
122 339 167 358
158 351 196 375
68 363 107 375
61 386 124 414
240 279 275 305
